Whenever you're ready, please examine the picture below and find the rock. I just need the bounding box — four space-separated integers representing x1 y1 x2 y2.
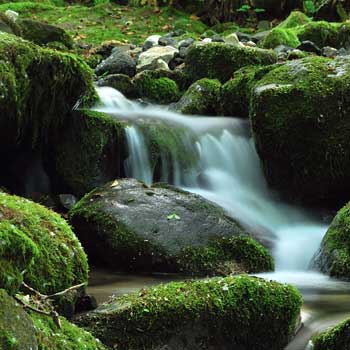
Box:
137 46 179 72
224 32 240 45
211 34 224 42
337 47 349 56
153 58 170 70
171 78 221 115
95 48 136 77
0 192 88 295
252 30 271 43
297 40 322 54
245 40 257 47
51 110 125 197
168 57 184 70
69 179 274 275
179 46 189 58
178 38 194 48
143 34 161 51
311 203 350 279
18 19 73 48
4 10 18 22
0 12 21 35
158 36 177 47
260 28 301 49
312 318 350 350
58 194 77 210
202 37 212 44
76 275 302 350
134 72 180 104
274 44 293 55
96 73 137 98
236 31 253 42
287 48 308 60
322 46 338 58
185 42 277 83
250 56 350 205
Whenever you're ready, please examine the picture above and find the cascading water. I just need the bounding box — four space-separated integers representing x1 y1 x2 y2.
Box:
93 86 350 349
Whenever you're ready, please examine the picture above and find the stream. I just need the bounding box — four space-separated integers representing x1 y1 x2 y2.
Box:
88 86 350 349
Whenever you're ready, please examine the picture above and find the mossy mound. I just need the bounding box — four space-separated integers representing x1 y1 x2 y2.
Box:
0 192 88 295
77 275 302 350
50 110 126 197
18 19 73 48
185 43 277 83
260 28 301 49
250 56 350 205
172 78 221 115
312 203 350 279
0 32 96 148
312 318 350 350
277 11 311 29
69 179 273 275
0 289 37 350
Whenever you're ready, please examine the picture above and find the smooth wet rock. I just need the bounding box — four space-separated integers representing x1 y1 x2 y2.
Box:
143 34 161 51
95 48 136 77
77 275 302 350
178 38 194 48
158 36 177 47
297 40 321 55
69 179 273 275
137 45 179 72
96 73 137 97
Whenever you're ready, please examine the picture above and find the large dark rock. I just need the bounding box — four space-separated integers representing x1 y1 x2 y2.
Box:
77 275 302 350
69 179 274 275
95 48 136 77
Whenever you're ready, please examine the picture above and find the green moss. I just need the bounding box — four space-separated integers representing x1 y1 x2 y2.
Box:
178 235 274 276
260 28 301 49
0 192 88 295
250 56 350 204
135 76 180 104
312 318 350 350
29 312 106 350
185 43 277 83
0 12 22 36
78 275 302 350
278 11 311 29
52 110 125 196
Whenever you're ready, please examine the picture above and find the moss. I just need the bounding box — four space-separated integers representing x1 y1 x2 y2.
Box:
185 43 277 83
173 78 221 115
177 235 274 276
0 32 96 148
219 64 274 117
135 76 180 104
18 19 74 48
78 275 302 350
52 110 126 196
260 28 301 49
250 56 350 205
312 318 350 350
278 11 311 29
0 192 88 295
29 312 106 350
0 12 22 36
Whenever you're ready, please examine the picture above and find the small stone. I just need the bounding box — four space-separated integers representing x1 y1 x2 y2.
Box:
5 10 18 22
143 35 161 51
178 38 194 49
168 57 184 70
322 46 338 58
137 45 178 72
287 49 305 60
158 36 177 47
224 33 240 45
297 40 321 55
274 45 292 55
59 194 77 210
245 40 256 47
179 46 189 58
154 58 170 70
211 34 224 42
202 38 212 44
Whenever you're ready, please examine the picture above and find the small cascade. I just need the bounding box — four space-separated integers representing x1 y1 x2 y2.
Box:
94 86 328 272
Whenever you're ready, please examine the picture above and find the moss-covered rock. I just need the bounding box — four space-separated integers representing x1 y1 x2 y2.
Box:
77 275 302 350
0 12 21 35
250 56 350 205
260 28 301 49
185 42 277 83
97 73 137 98
69 179 273 275
312 203 350 279
277 11 311 29
18 19 73 48
0 192 88 295
312 318 350 350
50 110 126 197
0 32 96 148
171 78 221 115
0 289 37 350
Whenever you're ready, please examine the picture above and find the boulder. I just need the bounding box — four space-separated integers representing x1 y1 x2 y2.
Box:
0 192 88 295
137 45 179 72
95 48 136 77
77 275 302 350
171 78 221 115
311 203 350 279
18 19 73 48
185 42 277 83
250 56 350 205
69 179 274 275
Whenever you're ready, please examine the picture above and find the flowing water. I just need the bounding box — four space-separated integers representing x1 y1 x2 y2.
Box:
90 86 350 349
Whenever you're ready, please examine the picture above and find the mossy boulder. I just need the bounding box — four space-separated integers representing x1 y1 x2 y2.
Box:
0 32 96 148
250 56 350 205
0 289 37 350
18 19 73 48
0 12 21 35
69 178 273 275
50 110 126 197
171 78 221 115
260 28 301 49
0 192 88 295
312 203 350 279
77 275 302 350
185 42 277 83
277 11 311 29
312 318 350 350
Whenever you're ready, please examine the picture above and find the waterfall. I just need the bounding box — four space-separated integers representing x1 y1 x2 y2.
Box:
94 86 328 272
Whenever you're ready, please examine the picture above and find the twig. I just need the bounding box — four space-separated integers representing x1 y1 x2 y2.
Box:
44 282 86 300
